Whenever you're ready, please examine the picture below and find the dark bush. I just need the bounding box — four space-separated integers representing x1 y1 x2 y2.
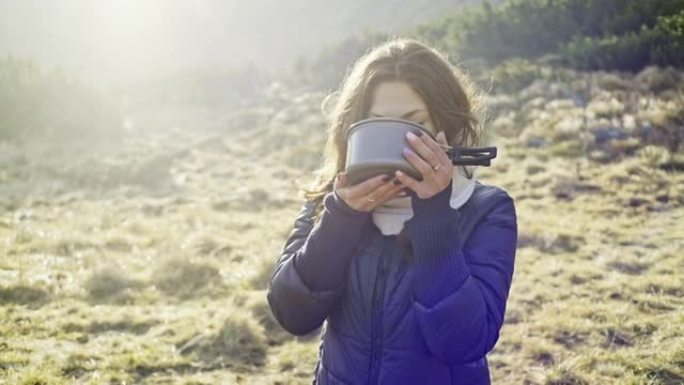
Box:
412 0 684 73
559 11 684 71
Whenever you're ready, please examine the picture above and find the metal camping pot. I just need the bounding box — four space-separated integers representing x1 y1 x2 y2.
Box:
344 117 497 185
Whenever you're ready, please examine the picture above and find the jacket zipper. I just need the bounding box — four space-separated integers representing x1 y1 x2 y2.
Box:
367 236 391 385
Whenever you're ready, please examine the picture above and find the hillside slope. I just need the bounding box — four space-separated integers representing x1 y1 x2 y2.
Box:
0 66 682 384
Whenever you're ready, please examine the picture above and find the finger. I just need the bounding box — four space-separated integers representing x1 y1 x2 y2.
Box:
436 131 448 145
347 174 391 198
403 146 435 179
436 132 455 174
372 179 404 197
394 170 423 195
367 183 407 207
436 131 450 155
427 131 451 165
366 177 399 195
406 132 441 170
379 182 407 200
356 177 400 209
334 173 343 190
334 173 350 196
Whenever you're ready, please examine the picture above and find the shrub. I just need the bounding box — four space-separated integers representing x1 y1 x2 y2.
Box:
84 266 143 303
178 312 267 368
151 257 222 299
559 11 684 71
489 58 547 94
411 0 684 73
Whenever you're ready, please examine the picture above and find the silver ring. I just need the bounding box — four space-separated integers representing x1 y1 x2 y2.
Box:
432 163 441 171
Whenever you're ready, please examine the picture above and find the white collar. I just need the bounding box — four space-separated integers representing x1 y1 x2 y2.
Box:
371 166 476 235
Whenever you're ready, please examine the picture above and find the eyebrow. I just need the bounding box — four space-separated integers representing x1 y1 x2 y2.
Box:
369 109 426 119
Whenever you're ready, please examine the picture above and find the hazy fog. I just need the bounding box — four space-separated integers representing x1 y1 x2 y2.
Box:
0 0 482 86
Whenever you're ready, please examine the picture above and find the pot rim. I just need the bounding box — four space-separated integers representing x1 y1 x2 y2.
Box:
346 117 435 141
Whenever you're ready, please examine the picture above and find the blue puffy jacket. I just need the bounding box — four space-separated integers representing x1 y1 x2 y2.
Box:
267 180 518 385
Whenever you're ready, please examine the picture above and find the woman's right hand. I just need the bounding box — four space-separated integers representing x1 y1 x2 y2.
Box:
334 172 407 212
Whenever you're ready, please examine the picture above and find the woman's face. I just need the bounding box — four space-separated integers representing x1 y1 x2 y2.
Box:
367 80 436 136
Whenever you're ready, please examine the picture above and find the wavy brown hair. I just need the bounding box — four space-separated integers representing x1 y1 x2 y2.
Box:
298 37 486 226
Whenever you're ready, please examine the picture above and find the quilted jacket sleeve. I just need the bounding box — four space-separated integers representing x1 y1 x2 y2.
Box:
267 190 373 336
404 182 518 365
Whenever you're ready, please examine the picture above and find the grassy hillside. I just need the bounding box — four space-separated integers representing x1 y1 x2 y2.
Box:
0 65 682 384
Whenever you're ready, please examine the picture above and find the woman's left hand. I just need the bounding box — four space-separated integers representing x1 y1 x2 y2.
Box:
395 130 453 199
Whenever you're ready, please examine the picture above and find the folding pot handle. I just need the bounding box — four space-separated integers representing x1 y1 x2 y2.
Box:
445 146 497 166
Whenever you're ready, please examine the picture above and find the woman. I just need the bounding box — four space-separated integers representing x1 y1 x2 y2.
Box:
267 38 517 385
